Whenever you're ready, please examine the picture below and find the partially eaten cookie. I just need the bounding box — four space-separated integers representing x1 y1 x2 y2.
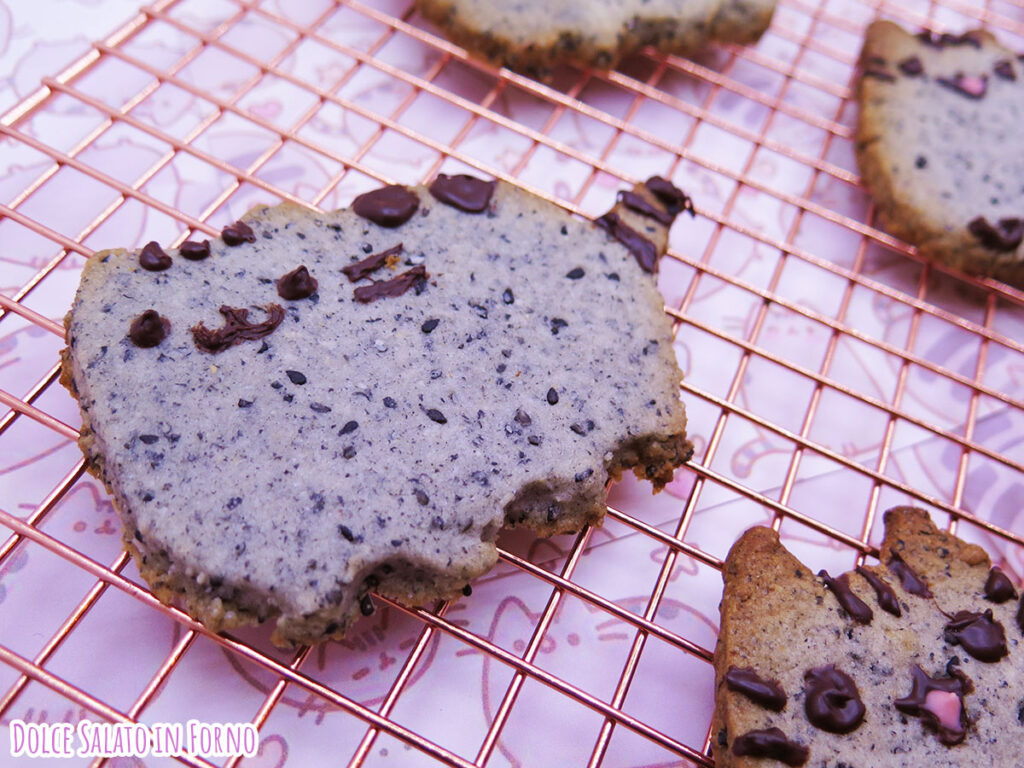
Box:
61 175 693 646
713 507 1023 766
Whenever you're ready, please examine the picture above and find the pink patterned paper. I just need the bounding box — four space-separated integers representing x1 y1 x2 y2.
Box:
1 0 1023 767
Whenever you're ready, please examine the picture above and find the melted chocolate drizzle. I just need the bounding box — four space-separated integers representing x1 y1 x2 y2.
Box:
894 664 971 746
221 220 256 246
129 310 170 348
995 60 1017 81
428 174 495 213
618 190 675 225
732 728 808 766
179 240 210 260
342 243 404 282
968 216 1024 251
898 56 924 76
944 609 1008 662
352 185 420 227
353 265 428 304
724 666 787 712
139 241 172 271
886 550 933 598
855 566 902 617
277 266 318 300
863 68 896 82
819 570 873 624
803 665 866 734
936 73 989 99
191 304 285 353
596 211 658 273
984 567 1018 603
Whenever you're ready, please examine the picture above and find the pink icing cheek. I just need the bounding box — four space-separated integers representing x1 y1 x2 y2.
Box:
924 690 962 731
959 76 988 97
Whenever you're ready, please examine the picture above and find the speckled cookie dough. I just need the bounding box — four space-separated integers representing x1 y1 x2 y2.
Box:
713 507 1023 767
856 20 1024 289
61 176 693 647
415 0 776 80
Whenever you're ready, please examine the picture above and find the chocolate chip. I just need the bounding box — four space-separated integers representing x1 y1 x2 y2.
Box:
546 388 559 405
995 60 1017 81
968 216 1024 251
984 566 1018 603
129 310 171 348
596 211 659 273
342 243 403 282
286 370 307 385
139 241 172 271
277 265 318 300
340 420 358 435
565 267 585 279
428 174 496 213
645 176 695 217
221 220 256 245
352 185 419 227
898 56 924 76
732 728 808 766
724 667 786 712
462 584 472 596
178 240 210 260
421 318 440 333
426 408 447 424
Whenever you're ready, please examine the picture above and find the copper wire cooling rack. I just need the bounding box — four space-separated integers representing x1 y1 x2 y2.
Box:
2 0 1024 765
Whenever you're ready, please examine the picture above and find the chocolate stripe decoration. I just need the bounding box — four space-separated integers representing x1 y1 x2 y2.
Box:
886 550 933 597
819 570 873 624
732 728 808 766
596 211 658 273
342 243 404 282
855 566 902 616
724 666 786 711
191 304 284 353
353 265 428 303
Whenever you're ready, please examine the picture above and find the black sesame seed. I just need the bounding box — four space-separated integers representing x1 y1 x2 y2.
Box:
414 488 429 506
574 468 594 482
360 594 375 616
310 402 332 413
340 420 359 435
527 435 541 446
343 446 356 459
362 242 374 253
431 515 445 529
566 267 585 279
338 524 355 542
514 408 532 426
501 349 512 358
502 288 514 304
546 504 560 522
283 394 294 403
390 539 403 547
237 399 253 408
270 381 282 389
325 622 339 635
141 492 154 502
139 434 159 444
470 303 488 319
497 363 507 373
606 272 620 281
421 318 439 333
286 370 307 385
462 584 473 596
570 423 587 436
257 341 269 353
426 408 447 424
550 318 568 336
546 388 559 405
383 396 397 408
915 155 928 169
134 529 144 542
226 497 242 510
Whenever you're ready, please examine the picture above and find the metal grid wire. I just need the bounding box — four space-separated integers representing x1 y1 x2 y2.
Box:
1 0 1023 765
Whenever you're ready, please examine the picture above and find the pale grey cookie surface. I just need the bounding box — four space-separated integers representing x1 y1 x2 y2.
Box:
415 0 776 79
713 507 1023 767
856 20 1024 289
62 179 690 646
